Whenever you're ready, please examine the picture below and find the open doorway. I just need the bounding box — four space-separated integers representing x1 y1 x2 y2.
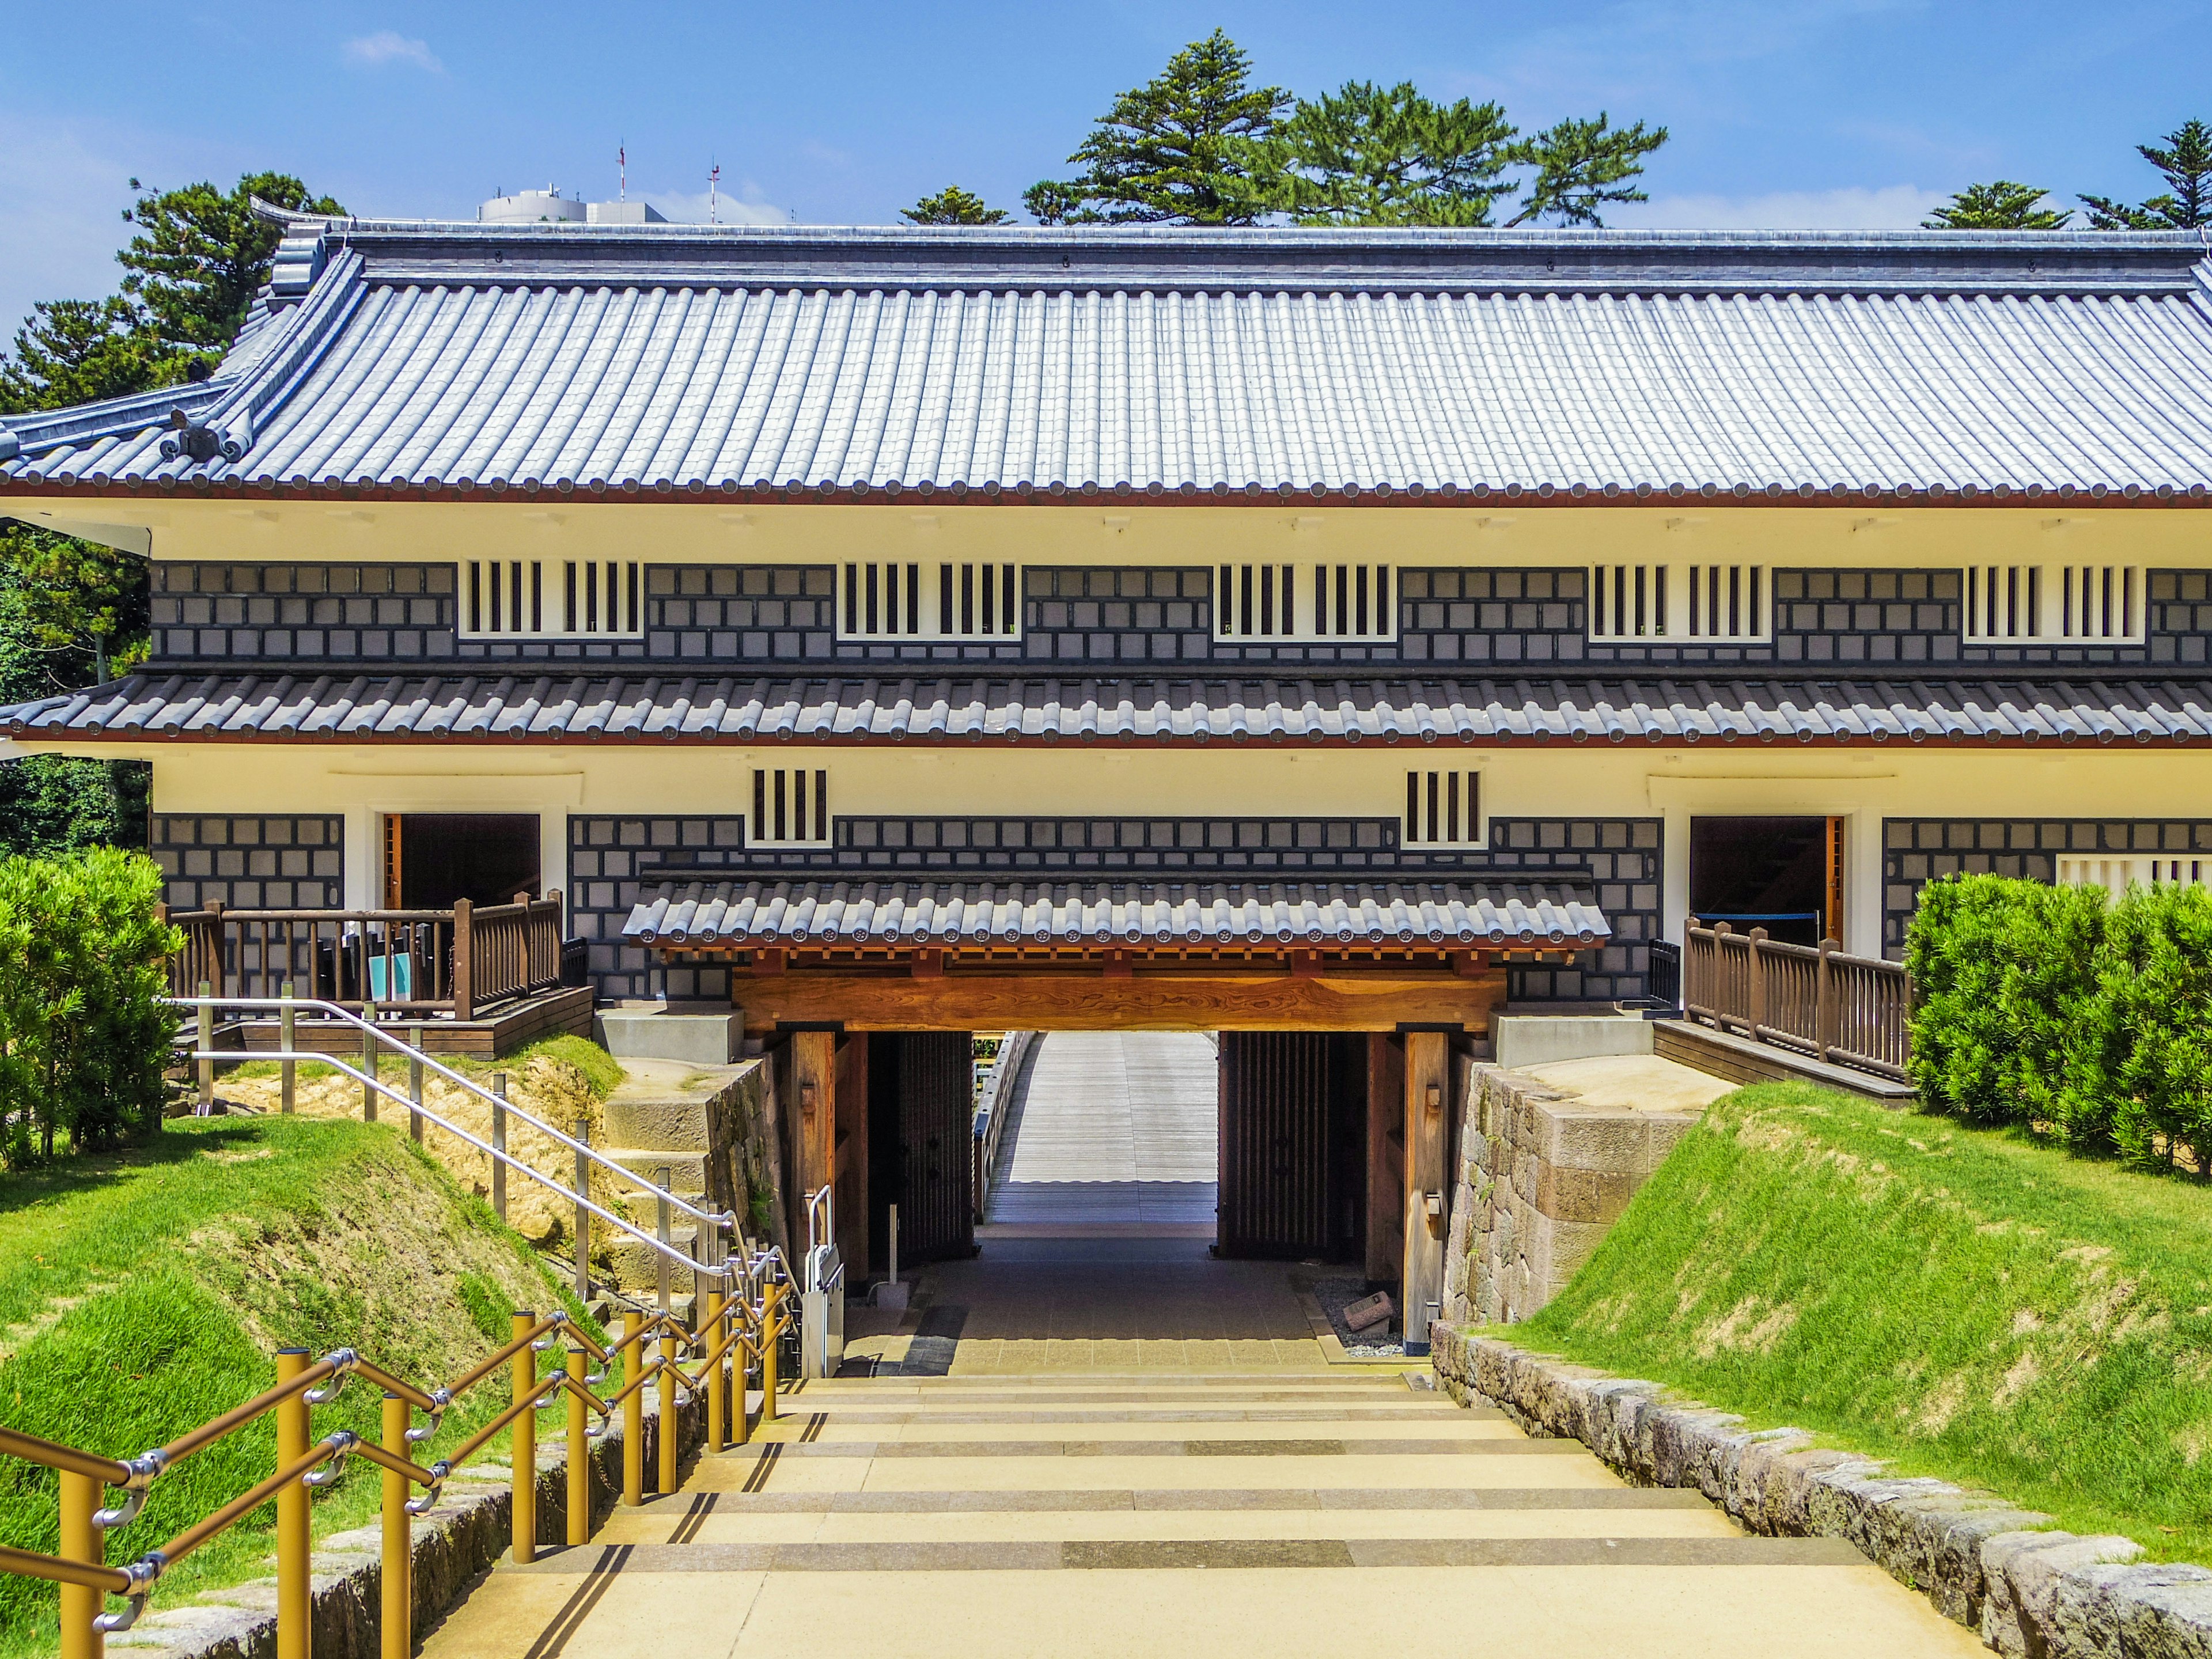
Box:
1690 815 1846 947
383 814 541 910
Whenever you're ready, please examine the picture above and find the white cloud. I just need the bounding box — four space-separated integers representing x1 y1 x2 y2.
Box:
1617 184 1948 230
343 31 444 74
645 188 796 226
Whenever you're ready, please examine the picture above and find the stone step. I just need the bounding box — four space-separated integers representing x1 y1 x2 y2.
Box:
600 1147 709 1193
601 1092 714 1150
608 1223 700 1293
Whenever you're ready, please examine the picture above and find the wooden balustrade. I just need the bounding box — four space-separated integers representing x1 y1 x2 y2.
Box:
1681 919 1911 1082
158 893 569 1020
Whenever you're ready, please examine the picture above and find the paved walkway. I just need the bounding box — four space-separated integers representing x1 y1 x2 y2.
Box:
423 1370 1988 1658
986 1033 1217 1232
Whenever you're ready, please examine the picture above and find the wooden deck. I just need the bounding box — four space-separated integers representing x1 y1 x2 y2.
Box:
985 1033 1219 1233
215 984 595 1060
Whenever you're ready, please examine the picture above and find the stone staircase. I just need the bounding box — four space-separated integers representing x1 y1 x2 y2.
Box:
597 1056 752 1313
416 1369 1987 1659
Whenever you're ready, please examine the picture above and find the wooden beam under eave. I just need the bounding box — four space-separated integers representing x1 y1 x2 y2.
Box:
731 968 1506 1033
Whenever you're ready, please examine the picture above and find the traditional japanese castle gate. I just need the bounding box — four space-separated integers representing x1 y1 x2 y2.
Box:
627 878 1607 1328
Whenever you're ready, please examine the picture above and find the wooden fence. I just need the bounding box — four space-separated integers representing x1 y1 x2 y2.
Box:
1681 920 1911 1082
162 893 568 1021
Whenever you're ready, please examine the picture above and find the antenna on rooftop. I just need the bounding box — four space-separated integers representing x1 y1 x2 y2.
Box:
709 161 721 225
619 143 627 203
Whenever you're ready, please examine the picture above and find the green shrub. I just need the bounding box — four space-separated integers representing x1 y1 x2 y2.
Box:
2069 882 2212 1171
1905 873 2106 1126
0 847 179 1164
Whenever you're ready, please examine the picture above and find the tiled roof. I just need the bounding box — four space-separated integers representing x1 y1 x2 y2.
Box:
3 219 2211 501
622 877 1608 949
9 672 2212 745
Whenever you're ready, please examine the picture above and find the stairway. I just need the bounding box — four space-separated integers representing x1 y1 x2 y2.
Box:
419 1370 1986 1658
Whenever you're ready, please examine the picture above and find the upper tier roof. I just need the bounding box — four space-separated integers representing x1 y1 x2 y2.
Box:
5 214 2212 503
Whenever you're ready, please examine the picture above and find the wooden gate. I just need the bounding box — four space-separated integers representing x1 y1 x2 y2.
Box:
895 1032 975 1263
1217 1033 1363 1260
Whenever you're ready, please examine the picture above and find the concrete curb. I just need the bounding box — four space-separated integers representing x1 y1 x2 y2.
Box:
1431 1326 2212 1658
109 1388 707 1659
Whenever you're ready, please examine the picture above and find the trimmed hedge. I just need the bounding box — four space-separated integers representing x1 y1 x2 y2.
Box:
0 847 179 1164
1907 873 2212 1172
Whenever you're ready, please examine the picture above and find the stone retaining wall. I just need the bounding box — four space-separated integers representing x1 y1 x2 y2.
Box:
1443 1063 1701 1327
1433 1328 2212 1659
113 1378 706 1659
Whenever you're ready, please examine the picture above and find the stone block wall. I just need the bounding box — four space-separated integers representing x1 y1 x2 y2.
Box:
152 813 344 910
567 815 748 1001
1443 1063 1702 1326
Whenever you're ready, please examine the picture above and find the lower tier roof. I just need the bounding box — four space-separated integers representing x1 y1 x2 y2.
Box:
623 877 1607 951
7 672 2212 745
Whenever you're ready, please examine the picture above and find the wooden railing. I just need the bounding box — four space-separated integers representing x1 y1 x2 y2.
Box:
160 894 567 1021
1681 920 1911 1082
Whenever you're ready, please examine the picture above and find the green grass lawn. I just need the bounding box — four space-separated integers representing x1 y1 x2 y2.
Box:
0 1117 601 1658
1506 1082 2212 1564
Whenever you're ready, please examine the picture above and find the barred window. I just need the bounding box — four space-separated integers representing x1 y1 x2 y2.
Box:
1590 563 1768 642
1404 771 1483 847
840 561 1019 639
1215 562 1395 641
752 768 830 845
1965 565 2141 643
463 559 641 638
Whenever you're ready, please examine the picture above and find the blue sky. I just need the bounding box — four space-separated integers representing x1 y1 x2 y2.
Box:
2 0 2207 335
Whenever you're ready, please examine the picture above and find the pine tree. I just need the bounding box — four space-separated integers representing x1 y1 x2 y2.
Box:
1506 115 1669 228
119 172 342 351
2081 119 2212 229
1922 181 2071 229
1267 81 1519 226
902 185 1011 225
1026 31 1287 225
0 298 190 415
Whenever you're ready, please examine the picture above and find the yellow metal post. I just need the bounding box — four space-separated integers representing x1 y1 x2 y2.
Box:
703 1289 726 1453
762 1285 781 1424
58 1468 101 1659
656 1327 678 1495
380 1393 410 1659
621 1312 643 1506
278 982 296 1114
566 1344 590 1546
275 1350 310 1659
511 1310 536 1564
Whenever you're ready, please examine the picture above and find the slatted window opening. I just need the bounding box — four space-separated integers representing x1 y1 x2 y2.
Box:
1215 563 1395 641
1965 565 2142 643
1404 770 1483 847
2058 855 2212 895
752 768 830 845
462 559 641 638
1590 563 1768 642
840 561 1020 640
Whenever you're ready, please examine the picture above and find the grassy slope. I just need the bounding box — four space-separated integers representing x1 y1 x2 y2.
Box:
1509 1083 2212 1563
224 1033 626 1097
0 1117 601 1658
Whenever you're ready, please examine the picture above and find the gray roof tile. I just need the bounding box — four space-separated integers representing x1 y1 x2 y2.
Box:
622 877 1608 949
9 672 2210 745
5 222 2212 499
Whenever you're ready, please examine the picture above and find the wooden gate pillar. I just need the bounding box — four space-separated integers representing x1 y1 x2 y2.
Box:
1400 1031 1450 1355
790 1031 838 1239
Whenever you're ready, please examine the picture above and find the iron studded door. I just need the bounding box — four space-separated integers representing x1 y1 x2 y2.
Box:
897 1032 975 1262
1218 1032 1338 1259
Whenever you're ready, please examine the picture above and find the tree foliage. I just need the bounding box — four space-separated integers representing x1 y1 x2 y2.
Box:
1505 113 1669 228
902 185 1012 225
119 172 343 351
1266 81 1519 226
1922 181 2071 229
2080 119 2212 229
0 847 179 1164
0 297 191 415
1027 31 1289 225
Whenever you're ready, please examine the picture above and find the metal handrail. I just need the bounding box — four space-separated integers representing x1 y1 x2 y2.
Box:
172 995 736 1236
2 1286 779 1659
176 1025 739 1286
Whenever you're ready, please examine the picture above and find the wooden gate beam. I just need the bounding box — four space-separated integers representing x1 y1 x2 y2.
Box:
734 971 1503 1033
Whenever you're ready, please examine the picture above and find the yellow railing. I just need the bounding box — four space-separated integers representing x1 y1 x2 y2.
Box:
0 1284 790 1659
